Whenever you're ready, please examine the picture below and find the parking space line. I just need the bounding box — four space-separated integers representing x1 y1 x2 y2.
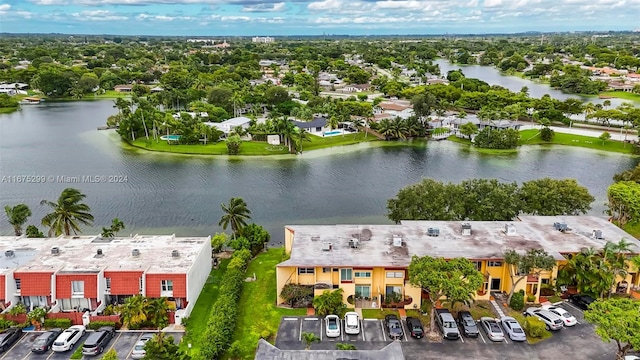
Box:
283 318 298 321
320 319 323 342
361 320 365 341
341 320 344 342
478 329 487 344
46 350 55 360
298 319 303 341
504 336 509 344
380 320 386 342
1 334 24 360
563 302 583 313
21 352 32 360
459 335 464 343
126 333 143 359
109 331 122 352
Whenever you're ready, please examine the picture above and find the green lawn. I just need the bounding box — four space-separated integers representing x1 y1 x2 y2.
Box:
519 129 635 154
623 222 640 239
599 91 640 102
181 258 231 357
361 309 399 319
465 301 496 319
128 132 379 156
228 249 305 359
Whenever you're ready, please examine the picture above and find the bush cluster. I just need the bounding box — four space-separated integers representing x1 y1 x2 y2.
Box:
88 321 117 330
509 292 525 311
0 319 17 330
200 249 252 359
43 318 72 329
523 316 547 338
473 127 520 149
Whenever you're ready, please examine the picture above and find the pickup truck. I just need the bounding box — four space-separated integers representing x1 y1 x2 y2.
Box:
435 309 461 340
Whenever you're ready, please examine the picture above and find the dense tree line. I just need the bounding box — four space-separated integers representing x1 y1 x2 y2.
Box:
387 178 595 223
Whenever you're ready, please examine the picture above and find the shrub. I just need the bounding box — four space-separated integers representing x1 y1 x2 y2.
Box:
200 249 250 359
0 319 17 330
88 321 117 330
527 294 536 303
540 127 554 141
70 342 84 359
523 316 546 338
509 292 525 311
43 318 72 329
8 304 26 316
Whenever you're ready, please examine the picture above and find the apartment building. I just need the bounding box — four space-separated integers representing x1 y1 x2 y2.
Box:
0 234 211 322
276 216 640 309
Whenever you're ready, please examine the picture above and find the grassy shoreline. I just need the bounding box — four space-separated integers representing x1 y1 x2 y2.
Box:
447 131 637 155
597 91 640 102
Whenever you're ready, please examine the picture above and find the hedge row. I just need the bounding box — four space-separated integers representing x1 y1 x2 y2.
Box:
88 321 118 330
43 318 72 329
200 249 252 360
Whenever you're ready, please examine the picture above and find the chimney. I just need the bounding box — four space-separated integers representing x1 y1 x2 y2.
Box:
96 249 103 256
461 223 472 236
505 224 516 236
393 236 403 247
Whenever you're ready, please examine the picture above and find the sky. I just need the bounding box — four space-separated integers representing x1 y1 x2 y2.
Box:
0 0 638 36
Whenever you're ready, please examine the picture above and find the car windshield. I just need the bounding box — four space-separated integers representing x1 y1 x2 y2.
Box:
464 320 475 326
53 341 65 346
512 327 524 333
412 327 423 333
554 320 563 325
563 313 573 318
328 323 338 330
134 344 145 351
489 323 500 331
444 322 456 328
34 338 47 346
390 322 400 328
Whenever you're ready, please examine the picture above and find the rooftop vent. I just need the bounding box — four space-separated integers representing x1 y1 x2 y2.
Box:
349 238 359 248
96 249 103 256
171 250 180 258
51 247 60 255
593 230 604 240
4 250 14 258
392 236 402 247
322 242 333 251
132 249 140 257
427 227 440 237
554 222 569 232
461 223 472 236
505 223 517 236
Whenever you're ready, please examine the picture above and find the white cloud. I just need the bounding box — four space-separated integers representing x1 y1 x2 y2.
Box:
242 2 286 12
0 3 10 11
374 1 424 10
308 0 343 11
71 9 128 20
484 0 502 7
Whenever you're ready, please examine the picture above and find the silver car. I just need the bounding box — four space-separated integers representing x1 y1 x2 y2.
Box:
480 317 504 342
524 307 563 331
131 334 155 359
500 316 527 342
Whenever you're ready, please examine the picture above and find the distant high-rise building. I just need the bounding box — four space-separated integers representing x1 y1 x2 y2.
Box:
252 36 275 43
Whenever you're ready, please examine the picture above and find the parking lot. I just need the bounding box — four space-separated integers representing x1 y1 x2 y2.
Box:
276 302 617 359
0 331 183 360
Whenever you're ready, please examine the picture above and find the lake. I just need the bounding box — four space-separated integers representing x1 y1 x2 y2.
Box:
0 100 637 243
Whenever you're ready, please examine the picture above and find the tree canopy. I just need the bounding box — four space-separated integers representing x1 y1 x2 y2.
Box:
387 178 594 223
584 298 640 360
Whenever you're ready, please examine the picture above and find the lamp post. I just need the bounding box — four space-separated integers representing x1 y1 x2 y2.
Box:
188 343 192 356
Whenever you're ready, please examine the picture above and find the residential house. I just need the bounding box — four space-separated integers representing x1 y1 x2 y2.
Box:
113 85 133 92
373 102 414 120
291 117 329 135
204 116 252 135
0 234 210 323
341 84 370 93
276 216 640 310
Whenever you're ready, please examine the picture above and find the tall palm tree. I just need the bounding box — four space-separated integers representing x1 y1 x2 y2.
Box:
147 297 170 329
602 239 636 298
218 197 252 236
4 204 32 236
121 295 148 329
40 188 94 237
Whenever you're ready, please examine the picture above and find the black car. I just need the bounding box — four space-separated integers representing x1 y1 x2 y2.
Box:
32 328 63 353
0 328 22 352
405 317 424 339
457 311 479 338
384 314 404 340
81 326 115 356
569 294 596 310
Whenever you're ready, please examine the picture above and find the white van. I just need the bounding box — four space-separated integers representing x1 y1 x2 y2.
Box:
344 312 360 335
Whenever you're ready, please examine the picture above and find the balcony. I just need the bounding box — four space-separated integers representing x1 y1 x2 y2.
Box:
314 282 338 290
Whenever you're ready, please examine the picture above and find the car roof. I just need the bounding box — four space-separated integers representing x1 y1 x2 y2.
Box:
480 317 496 321
535 309 561 319
459 311 473 317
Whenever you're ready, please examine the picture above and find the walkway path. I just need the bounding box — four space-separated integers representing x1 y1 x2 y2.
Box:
489 292 507 318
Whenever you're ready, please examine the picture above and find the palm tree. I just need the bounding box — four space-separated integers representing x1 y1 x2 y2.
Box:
294 128 311 153
121 295 148 329
147 297 170 329
4 204 31 236
602 239 636 298
301 332 320 350
40 188 94 237
101 218 125 238
218 197 252 236
350 117 364 138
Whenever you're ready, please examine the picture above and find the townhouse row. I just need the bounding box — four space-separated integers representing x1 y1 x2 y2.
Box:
0 234 211 322
276 216 640 309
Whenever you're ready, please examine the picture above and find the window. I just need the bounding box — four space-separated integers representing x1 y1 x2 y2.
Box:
355 285 371 298
72 281 84 295
354 271 371 278
322 267 331 273
105 278 111 290
15 279 21 290
386 271 404 278
340 268 353 282
298 268 314 274
161 280 173 292
487 261 503 267
541 278 550 285
472 261 482 271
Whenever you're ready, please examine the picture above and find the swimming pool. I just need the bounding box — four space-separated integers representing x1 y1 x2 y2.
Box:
323 130 342 136
160 135 181 141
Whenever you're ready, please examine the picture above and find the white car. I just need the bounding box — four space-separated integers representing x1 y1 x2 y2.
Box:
51 325 86 352
524 307 563 331
131 333 155 359
344 312 360 335
542 305 577 327
325 315 341 338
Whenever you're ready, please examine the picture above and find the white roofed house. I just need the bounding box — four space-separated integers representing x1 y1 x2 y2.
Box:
203 116 252 137
373 102 415 120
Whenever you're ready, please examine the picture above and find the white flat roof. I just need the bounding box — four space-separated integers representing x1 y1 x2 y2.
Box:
279 216 640 268
0 234 209 274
